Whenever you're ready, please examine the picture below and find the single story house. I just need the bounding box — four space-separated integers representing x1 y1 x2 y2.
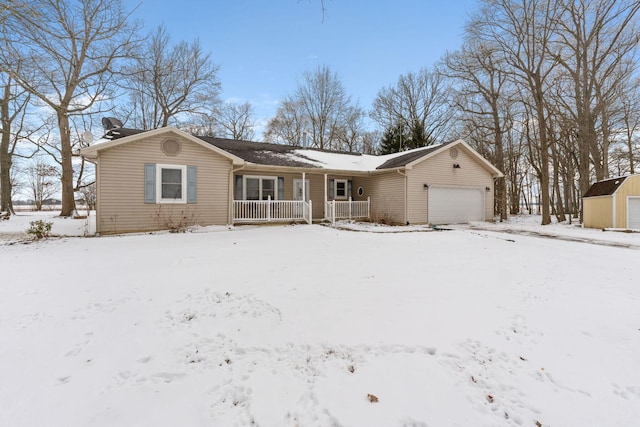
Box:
80 126 503 235
583 174 640 229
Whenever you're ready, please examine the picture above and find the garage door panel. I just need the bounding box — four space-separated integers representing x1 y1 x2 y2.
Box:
628 198 640 230
429 186 484 224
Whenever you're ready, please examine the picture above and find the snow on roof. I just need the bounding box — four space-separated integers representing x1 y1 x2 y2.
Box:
290 145 438 171
83 126 444 171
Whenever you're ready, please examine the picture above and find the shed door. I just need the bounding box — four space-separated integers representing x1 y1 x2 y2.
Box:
428 186 484 225
628 197 640 230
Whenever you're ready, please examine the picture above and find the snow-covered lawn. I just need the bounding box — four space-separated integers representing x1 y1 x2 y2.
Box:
1 213 639 426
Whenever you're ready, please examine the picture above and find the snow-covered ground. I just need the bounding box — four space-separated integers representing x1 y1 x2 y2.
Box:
1 213 639 426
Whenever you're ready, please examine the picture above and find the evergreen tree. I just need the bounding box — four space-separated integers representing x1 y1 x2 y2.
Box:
380 126 407 154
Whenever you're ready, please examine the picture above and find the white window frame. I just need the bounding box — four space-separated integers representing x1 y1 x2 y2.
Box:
156 164 187 204
334 179 348 200
243 175 279 200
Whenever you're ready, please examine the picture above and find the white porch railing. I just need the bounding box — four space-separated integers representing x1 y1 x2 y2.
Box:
233 198 312 224
325 197 370 225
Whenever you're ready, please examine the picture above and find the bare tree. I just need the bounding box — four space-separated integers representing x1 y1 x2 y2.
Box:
0 72 42 215
336 104 365 153
26 160 59 211
360 130 381 155
265 66 360 150
470 0 564 225
617 76 640 174
78 182 96 213
442 41 513 220
371 67 453 151
216 101 256 140
125 25 221 130
1 0 141 216
552 0 640 209
264 99 310 146
295 65 356 150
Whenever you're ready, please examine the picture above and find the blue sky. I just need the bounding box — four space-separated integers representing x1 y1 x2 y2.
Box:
123 0 477 137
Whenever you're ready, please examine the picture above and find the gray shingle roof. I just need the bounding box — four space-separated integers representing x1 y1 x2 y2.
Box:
584 176 627 197
376 141 455 169
198 136 323 168
101 127 440 170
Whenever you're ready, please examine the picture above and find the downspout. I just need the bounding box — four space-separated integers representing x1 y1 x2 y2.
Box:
397 169 408 225
612 192 616 228
95 157 101 235
229 164 245 225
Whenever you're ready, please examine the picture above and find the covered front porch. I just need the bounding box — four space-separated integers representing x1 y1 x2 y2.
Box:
231 171 370 225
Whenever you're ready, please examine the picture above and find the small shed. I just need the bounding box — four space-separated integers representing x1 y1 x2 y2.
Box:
583 174 640 229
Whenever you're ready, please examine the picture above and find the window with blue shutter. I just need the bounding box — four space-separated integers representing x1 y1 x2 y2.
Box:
144 163 156 203
329 179 334 200
187 166 197 203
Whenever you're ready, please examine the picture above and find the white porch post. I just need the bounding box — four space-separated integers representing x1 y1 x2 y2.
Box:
332 201 336 225
307 200 313 225
302 172 306 201
348 196 352 219
267 195 271 222
323 173 328 219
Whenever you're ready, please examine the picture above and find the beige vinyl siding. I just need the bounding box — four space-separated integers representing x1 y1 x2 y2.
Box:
406 147 495 224
358 172 406 224
615 175 640 228
583 196 613 229
583 175 640 229
96 134 231 234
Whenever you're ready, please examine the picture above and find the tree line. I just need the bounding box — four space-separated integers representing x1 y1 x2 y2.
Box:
1 0 639 225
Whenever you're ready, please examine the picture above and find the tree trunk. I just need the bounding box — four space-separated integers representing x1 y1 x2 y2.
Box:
551 144 565 222
0 132 12 214
533 85 552 225
0 81 13 214
57 111 76 216
492 108 507 221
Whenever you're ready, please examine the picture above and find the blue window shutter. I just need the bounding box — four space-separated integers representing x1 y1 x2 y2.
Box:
144 163 156 203
329 179 334 199
187 166 197 203
278 177 284 200
235 175 243 200
348 180 353 198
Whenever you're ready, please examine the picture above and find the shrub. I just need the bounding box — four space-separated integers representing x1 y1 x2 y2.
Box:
27 220 53 239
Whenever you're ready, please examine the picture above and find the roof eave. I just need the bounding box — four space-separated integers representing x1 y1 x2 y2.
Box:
79 127 245 165
392 139 504 177
241 162 371 175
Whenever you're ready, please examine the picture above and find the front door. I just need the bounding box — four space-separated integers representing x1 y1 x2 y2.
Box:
293 179 310 201
293 179 310 218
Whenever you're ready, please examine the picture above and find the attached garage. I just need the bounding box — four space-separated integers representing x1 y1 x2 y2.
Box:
628 197 640 230
428 186 485 225
583 174 640 230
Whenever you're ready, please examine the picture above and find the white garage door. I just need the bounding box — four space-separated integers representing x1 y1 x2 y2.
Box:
628 197 640 230
428 186 484 225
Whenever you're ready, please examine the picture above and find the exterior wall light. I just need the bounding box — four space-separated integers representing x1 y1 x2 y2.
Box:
453 163 461 169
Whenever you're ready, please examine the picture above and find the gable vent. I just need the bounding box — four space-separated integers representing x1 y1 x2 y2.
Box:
162 138 181 156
